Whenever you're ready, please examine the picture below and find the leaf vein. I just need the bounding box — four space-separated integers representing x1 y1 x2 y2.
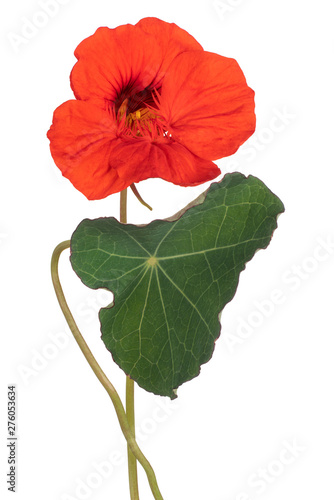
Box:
157 236 269 260
155 267 175 381
157 263 214 339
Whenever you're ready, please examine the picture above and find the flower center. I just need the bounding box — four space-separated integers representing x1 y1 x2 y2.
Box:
117 95 167 139
127 106 158 131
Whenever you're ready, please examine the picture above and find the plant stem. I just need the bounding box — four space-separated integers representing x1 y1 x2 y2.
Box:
126 376 139 500
120 188 140 500
120 187 127 224
130 184 153 211
50 240 164 500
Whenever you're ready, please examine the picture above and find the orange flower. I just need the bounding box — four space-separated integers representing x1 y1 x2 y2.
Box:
47 18 255 200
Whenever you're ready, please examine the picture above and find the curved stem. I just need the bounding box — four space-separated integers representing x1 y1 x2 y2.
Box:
130 184 153 211
50 240 164 500
120 188 140 500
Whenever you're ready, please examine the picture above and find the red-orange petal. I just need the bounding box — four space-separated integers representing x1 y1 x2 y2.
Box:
135 17 203 87
158 51 256 161
47 99 219 199
47 100 126 199
70 18 203 106
107 138 221 187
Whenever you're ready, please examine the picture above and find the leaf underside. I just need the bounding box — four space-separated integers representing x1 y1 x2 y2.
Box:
70 173 284 398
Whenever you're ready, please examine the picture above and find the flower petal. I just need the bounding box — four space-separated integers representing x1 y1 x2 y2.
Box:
70 25 158 105
47 100 126 199
70 18 202 107
47 99 218 198
135 17 203 86
159 51 256 160
108 138 221 187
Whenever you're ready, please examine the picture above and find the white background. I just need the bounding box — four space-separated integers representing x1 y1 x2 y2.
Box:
1 0 334 499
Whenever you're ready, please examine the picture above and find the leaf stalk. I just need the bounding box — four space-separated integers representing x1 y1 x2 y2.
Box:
50 239 164 500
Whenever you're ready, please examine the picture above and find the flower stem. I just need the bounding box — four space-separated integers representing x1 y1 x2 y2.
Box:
50 240 164 500
121 188 140 500
120 187 128 223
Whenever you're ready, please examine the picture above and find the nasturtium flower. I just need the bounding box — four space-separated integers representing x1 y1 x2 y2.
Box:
47 17 255 200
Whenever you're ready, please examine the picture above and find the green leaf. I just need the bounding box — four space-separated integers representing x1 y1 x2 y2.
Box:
70 173 284 398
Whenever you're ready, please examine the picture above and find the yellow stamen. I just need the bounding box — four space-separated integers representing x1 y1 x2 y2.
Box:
118 98 128 119
117 98 164 138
